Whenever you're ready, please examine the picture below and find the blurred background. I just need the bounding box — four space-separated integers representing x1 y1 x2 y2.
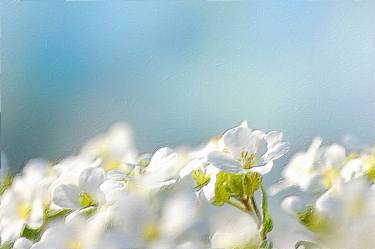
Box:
2 1 375 178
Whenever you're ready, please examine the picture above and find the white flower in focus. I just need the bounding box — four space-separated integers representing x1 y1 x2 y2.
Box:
206 121 289 174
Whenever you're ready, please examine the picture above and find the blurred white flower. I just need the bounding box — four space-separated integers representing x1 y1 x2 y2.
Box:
132 147 180 192
81 123 137 172
0 160 51 242
210 208 259 249
52 166 106 213
274 138 346 194
281 196 304 216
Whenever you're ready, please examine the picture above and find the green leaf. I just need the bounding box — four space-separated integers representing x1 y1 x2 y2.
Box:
260 186 273 238
295 240 321 249
46 208 70 220
242 172 262 197
20 224 43 241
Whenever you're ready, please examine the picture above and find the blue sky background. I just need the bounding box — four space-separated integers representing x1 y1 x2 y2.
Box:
2 1 375 176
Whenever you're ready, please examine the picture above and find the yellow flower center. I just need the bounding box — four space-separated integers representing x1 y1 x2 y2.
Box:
16 202 32 220
347 199 365 217
79 192 97 208
143 223 158 242
66 240 82 249
322 168 339 189
240 152 256 169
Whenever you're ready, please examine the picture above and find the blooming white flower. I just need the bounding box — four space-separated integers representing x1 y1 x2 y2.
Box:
52 166 106 214
206 121 289 174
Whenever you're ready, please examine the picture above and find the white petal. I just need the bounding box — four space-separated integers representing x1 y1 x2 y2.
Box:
79 167 106 193
13 238 33 249
52 184 80 209
341 159 364 181
202 165 220 201
179 159 204 178
206 151 241 173
251 161 273 175
323 144 346 167
146 147 177 173
222 125 253 157
281 196 304 215
261 131 289 163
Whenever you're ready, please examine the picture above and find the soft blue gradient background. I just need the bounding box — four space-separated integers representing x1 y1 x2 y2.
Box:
2 1 375 174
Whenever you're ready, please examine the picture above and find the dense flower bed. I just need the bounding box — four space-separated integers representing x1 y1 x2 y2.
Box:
0 121 374 249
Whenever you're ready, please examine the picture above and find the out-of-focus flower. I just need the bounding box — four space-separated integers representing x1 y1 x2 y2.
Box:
131 147 180 193
0 159 51 242
81 123 137 173
210 208 259 249
272 138 346 194
52 166 106 214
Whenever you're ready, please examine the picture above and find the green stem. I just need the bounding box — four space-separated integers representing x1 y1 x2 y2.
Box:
250 196 262 226
225 199 248 213
241 197 261 227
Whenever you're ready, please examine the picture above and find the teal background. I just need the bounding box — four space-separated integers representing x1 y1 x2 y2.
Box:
2 1 375 173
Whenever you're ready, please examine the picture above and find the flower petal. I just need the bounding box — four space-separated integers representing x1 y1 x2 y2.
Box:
206 151 241 173
78 167 106 193
52 184 80 209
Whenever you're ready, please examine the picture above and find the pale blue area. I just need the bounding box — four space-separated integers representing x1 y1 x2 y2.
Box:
2 1 375 175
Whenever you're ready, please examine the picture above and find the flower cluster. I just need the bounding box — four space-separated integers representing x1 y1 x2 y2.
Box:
276 138 375 249
0 121 373 249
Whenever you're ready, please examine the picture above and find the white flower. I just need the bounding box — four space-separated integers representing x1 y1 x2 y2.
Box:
0 160 51 242
158 192 199 239
206 121 289 174
315 178 375 221
210 208 259 249
133 147 180 192
30 215 106 249
273 138 346 194
52 166 106 213
180 159 220 202
81 123 137 172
